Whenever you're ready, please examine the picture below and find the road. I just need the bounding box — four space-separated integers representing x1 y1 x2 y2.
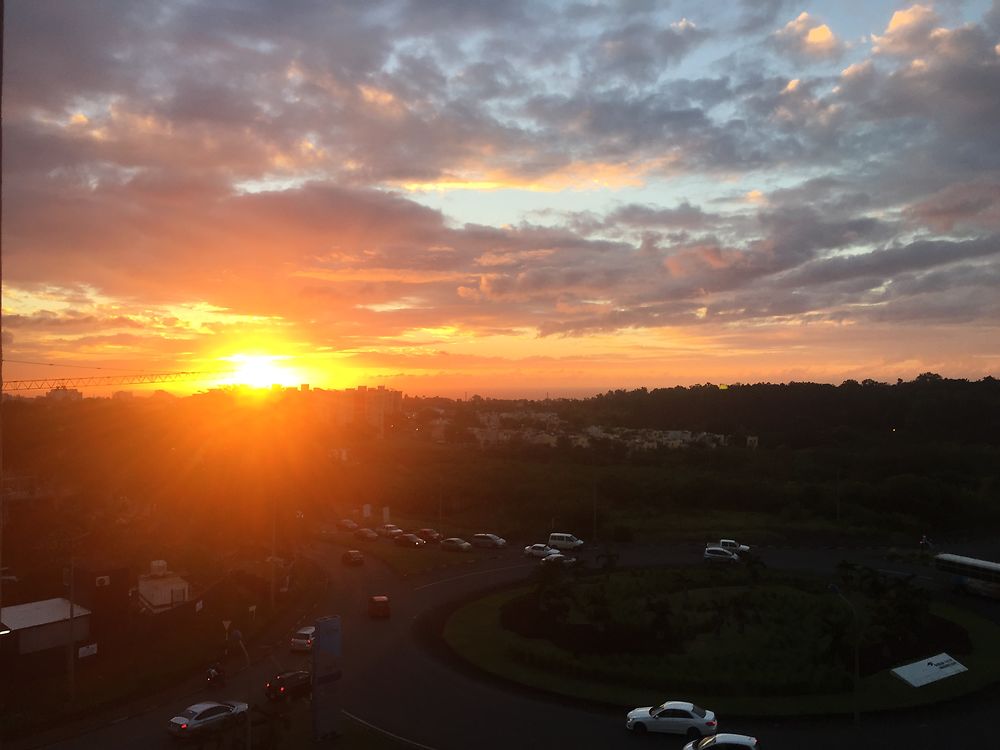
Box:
17 537 1000 750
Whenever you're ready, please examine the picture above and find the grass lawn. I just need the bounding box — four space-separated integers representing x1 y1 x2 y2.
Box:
443 585 1000 717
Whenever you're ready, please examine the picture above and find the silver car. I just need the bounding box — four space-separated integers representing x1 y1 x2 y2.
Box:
290 625 316 651
704 546 740 563
626 700 717 740
166 700 248 738
684 733 759 750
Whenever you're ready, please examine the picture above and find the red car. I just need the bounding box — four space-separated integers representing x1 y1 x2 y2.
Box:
368 595 391 618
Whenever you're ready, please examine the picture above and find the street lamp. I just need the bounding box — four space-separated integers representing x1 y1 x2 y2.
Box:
829 584 860 728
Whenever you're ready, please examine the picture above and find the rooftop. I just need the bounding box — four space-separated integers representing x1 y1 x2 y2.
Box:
0 598 92 631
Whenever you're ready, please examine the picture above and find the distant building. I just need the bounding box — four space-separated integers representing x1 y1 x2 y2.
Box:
46 386 83 402
324 385 404 437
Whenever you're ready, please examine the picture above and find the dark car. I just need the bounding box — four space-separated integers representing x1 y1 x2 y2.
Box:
354 527 378 541
368 595 391 618
415 528 443 543
264 670 311 701
341 549 364 566
337 518 359 531
394 533 426 548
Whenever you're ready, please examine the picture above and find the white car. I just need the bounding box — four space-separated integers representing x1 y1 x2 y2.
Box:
166 700 248 738
704 546 740 563
441 537 473 552
290 625 316 651
376 523 403 538
683 733 759 750
524 543 559 558
471 533 507 548
626 700 717 739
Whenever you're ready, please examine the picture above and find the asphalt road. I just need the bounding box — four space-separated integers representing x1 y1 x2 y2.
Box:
17 537 1000 750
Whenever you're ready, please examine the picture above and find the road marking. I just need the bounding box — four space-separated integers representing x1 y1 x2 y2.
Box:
342 710 440 750
412 563 532 591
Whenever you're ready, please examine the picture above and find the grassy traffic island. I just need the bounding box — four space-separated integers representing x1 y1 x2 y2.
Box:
442 562 1000 716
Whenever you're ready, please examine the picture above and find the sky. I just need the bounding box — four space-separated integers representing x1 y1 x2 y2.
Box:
2 0 999 398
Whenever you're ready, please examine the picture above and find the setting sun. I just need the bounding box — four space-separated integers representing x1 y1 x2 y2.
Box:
222 354 302 389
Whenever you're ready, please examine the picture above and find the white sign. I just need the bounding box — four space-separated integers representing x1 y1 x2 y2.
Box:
78 643 98 658
195 600 203 613
222 619 231 632
892 653 968 687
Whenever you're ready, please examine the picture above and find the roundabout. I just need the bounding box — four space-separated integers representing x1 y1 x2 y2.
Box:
440 563 1000 718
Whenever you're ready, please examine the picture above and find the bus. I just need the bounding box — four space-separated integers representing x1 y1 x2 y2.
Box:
934 553 1000 598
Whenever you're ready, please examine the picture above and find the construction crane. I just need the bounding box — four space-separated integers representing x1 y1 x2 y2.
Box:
1 371 230 392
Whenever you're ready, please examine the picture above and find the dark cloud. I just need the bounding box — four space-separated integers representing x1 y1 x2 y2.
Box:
606 202 714 229
3 0 999 368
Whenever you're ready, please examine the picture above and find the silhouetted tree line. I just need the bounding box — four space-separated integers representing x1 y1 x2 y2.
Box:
545 374 1000 447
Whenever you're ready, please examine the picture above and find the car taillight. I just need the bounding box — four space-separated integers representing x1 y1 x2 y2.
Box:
279 686 285 692
705 720 717 727
180 724 187 730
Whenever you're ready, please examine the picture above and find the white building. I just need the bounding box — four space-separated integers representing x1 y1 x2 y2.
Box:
136 560 190 614
0 598 91 655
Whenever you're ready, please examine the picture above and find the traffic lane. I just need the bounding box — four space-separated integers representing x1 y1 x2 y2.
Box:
340 549 998 750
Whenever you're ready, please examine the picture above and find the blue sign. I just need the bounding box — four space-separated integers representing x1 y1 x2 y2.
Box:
312 616 342 740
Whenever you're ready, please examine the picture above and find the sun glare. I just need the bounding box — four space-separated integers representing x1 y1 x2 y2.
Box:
222 354 300 389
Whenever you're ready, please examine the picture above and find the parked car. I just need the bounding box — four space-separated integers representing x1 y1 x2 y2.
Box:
290 625 316 651
713 538 750 554
415 528 442 543
540 552 576 567
395 533 426 548
683 733 759 750
166 700 248 738
341 549 364 566
471 533 507 548
441 537 473 552
337 518 359 531
264 670 311 701
704 546 740 564
368 595 391 618
626 700 718 739
354 527 378 541
548 532 584 551
376 524 404 539
524 543 559 558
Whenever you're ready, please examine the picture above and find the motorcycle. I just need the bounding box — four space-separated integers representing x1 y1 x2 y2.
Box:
206 665 226 688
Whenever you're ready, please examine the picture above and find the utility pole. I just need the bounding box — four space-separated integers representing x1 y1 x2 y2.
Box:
67 555 76 703
830 584 860 728
270 497 277 608
592 483 597 543
63 532 89 704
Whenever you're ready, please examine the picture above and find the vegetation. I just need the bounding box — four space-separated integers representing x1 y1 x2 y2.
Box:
442 565 1000 715
2 375 997 603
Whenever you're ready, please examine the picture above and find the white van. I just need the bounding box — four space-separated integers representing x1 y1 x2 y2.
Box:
548 532 583 551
